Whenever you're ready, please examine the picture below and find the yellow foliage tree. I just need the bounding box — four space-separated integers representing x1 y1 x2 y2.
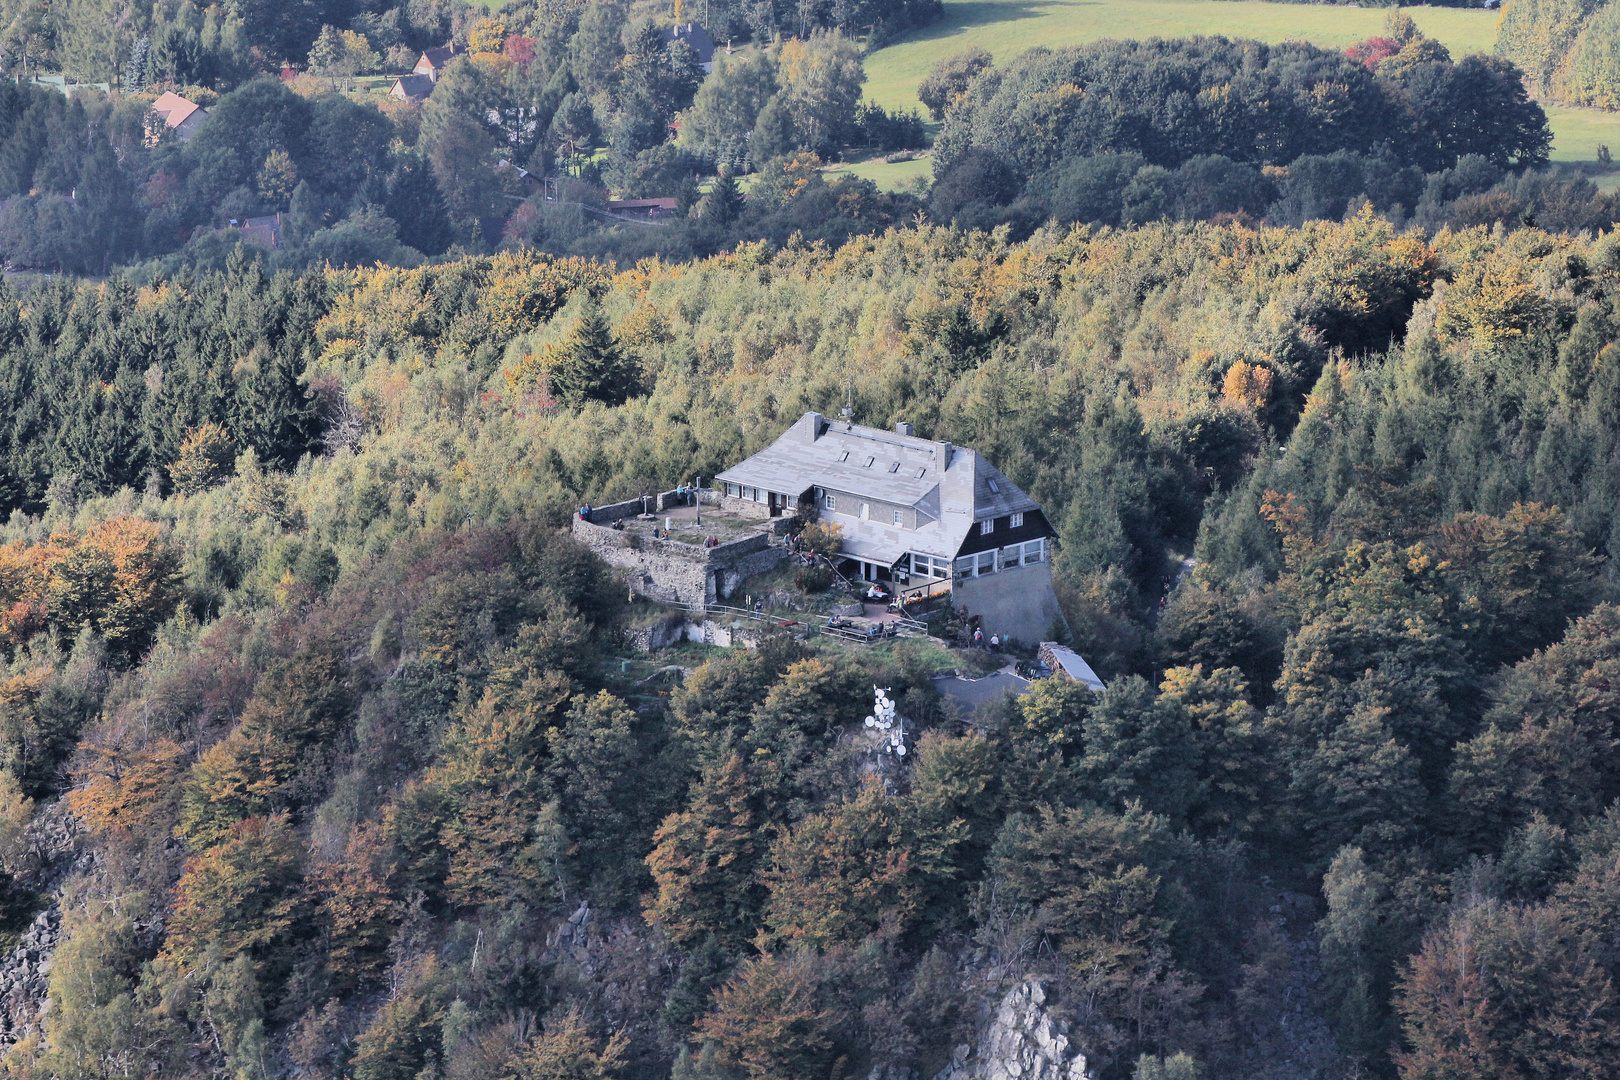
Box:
506 1007 629 1080
169 422 235 495
481 254 615 336
759 777 919 948
68 737 186 843
1221 360 1274 411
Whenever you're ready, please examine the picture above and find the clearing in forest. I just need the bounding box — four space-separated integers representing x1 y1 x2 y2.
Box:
855 0 1618 180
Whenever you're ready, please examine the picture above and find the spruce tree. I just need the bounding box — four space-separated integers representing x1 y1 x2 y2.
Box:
547 306 638 408
703 170 745 225
384 154 453 256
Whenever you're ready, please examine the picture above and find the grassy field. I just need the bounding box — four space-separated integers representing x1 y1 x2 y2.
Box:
861 0 1501 113
824 151 936 190
857 0 1620 182
1545 104 1620 164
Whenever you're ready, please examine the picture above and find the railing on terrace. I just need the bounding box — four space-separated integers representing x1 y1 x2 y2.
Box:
898 578 952 604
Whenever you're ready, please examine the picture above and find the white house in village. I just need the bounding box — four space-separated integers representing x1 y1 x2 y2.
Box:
715 412 1066 645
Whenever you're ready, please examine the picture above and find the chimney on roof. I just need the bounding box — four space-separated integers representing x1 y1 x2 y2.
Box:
895 421 913 437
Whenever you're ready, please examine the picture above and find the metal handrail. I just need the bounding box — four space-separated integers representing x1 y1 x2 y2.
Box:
898 578 952 602
663 599 767 621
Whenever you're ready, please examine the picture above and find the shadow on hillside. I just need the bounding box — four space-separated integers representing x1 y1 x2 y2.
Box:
896 0 1064 42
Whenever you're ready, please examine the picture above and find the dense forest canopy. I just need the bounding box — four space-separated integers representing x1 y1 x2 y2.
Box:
0 210 1612 1079
0 0 935 275
925 23 1566 234
5 0 1620 1076
0 3 1596 281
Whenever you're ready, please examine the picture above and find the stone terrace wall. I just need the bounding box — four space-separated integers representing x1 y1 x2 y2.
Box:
571 521 782 605
580 488 718 525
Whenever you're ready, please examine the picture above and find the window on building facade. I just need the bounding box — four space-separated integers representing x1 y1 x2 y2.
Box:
955 556 975 580
826 495 836 511
980 519 994 536
1010 511 1024 528
978 551 995 575
860 502 870 520
893 510 903 525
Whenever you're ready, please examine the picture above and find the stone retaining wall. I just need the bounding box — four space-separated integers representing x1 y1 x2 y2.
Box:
717 494 773 519
627 614 777 652
572 520 784 605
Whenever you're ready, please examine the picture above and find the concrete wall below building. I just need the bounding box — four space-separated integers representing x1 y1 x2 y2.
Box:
952 559 1067 649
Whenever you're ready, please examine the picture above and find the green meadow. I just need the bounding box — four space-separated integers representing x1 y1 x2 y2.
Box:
853 0 1620 183
860 0 1501 113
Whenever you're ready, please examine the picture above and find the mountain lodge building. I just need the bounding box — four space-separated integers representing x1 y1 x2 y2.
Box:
715 412 1066 644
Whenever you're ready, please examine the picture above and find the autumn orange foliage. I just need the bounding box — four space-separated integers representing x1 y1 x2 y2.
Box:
0 517 181 657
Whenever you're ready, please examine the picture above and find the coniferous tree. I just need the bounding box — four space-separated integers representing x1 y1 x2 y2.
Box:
702 170 745 225
385 154 454 256
546 306 639 408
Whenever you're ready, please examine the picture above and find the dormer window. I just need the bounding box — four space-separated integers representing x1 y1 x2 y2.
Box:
915 467 926 479
893 510 903 525
1010 511 1024 528
981 519 995 535
839 450 849 462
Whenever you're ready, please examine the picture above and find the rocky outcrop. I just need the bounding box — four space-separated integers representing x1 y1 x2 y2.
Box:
0 798 92 1049
934 979 1091 1080
0 908 59 1046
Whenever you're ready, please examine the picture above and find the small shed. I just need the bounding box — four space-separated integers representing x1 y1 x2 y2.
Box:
1038 642 1106 694
239 214 283 251
607 197 680 219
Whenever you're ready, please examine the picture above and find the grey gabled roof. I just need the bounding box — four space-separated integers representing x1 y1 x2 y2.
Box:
662 23 715 63
391 73 434 100
716 413 1041 566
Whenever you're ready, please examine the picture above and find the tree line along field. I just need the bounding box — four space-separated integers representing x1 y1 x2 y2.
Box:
852 0 1619 189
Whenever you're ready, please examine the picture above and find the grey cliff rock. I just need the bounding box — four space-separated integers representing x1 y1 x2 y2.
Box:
934 978 1091 1080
